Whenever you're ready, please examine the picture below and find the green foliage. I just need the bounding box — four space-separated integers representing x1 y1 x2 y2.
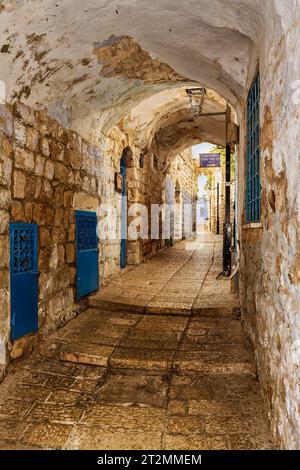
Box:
196 144 235 192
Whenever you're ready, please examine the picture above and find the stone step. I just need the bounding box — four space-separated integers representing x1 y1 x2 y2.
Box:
89 296 194 316
89 298 239 318
54 334 254 375
88 297 146 314
107 348 255 374
60 342 114 367
57 342 255 376
109 347 174 371
50 306 250 375
146 303 192 316
173 351 256 375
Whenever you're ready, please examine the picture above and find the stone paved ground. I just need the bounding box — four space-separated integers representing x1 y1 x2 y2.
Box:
0 234 274 450
90 232 240 316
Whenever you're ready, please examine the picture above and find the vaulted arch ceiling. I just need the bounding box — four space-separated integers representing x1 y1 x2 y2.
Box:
0 0 285 144
122 87 226 149
153 113 227 171
119 85 229 168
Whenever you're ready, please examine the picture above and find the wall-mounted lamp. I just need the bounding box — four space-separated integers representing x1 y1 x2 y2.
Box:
186 88 206 115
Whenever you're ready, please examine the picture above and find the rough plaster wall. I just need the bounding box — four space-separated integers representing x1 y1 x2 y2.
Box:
155 116 226 168
239 0 300 449
124 87 226 149
0 0 258 138
123 86 227 177
127 88 192 149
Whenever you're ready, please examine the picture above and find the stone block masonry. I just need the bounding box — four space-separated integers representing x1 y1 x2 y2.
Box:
0 102 119 366
165 149 195 240
0 100 195 374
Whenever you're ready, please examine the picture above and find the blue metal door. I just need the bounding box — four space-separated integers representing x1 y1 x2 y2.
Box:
10 223 38 341
76 210 99 300
120 155 127 268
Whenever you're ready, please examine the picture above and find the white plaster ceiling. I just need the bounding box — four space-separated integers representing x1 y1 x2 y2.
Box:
121 86 228 163
0 0 283 146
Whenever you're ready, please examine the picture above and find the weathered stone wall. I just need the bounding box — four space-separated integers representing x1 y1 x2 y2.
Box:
200 164 234 237
166 149 194 203
130 147 162 261
143 154 164 258
164 148 195 240
239 3 300 449
0 101 122 365
0 100 195 372
136 147 195 258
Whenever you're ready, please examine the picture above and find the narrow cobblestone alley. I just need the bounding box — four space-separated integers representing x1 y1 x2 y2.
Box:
1 0 300 454
89 233 239 316
0 234 273 450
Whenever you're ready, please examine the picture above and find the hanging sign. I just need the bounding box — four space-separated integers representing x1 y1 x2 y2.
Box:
199 153 221 168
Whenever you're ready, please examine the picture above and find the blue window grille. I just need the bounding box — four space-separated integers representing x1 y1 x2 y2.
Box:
76 212 98 252
246 72 261 223
75 211 99 300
